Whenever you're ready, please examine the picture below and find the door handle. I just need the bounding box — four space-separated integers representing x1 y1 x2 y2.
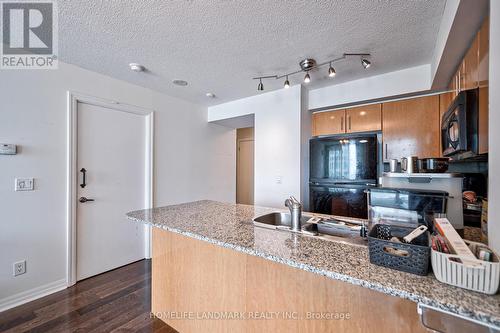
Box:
79 197 95 203
80 168 87 188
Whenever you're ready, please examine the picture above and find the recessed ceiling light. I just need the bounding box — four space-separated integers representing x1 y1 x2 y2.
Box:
129 63 145 72
172 79 188 86
206 92 216 98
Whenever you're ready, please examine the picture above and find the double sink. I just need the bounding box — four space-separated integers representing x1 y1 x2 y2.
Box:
253 212 367 246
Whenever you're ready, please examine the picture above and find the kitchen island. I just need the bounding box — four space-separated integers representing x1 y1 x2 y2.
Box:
127 200 500 332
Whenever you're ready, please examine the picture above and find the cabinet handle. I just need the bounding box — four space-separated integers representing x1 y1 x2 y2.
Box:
348 115 352 131
341 116 344 131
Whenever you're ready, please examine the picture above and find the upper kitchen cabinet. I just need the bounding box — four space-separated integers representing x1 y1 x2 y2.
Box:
439 92 454 121
312 104 382 136
312 109 345 136
478 16 489 154
345 104 382 133
478 16 489 87
448 16 488 95
382 95 440 161
462 34 479 91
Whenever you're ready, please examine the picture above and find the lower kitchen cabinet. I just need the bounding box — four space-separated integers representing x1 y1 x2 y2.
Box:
153 229 427 333
382 95 440 161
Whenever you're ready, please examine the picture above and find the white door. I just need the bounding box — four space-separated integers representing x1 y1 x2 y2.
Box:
76 102 147 281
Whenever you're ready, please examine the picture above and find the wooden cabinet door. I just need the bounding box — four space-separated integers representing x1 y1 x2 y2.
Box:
346 104 381 133
478 17 489 154
448 72 458 99
312 110 345 136
478 16 489 88
458 63 465 92
382 95 440 161
463 34 479 90
439 92 454 121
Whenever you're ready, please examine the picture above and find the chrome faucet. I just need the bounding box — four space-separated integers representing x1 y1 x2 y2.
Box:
285 196 302 232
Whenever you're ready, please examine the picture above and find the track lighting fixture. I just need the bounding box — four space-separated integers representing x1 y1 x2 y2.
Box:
253 75 278 91
257 78 264 91
251 53 371 91
303 72 311 84
328 62 336 77
284 75 290 89
361 58 371 69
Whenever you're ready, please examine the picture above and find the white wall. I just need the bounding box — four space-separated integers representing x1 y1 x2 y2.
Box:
431 0 460 83
308 64 431 110
0 62 235 310
488 1 500 253
209 85 304 208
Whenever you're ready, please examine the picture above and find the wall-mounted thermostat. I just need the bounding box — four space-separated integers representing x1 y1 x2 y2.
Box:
0 144 17 155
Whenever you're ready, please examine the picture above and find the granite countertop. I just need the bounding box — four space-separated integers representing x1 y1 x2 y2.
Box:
126 200 500 327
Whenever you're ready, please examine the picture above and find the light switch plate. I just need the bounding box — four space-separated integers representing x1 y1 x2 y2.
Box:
0 143 16 155
15 178 34 191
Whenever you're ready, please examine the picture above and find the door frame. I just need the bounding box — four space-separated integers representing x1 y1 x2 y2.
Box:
66 91 154 286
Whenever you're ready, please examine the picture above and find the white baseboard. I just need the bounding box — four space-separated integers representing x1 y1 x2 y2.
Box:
0 279 67 313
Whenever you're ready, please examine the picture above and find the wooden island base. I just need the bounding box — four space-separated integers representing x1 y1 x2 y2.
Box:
152 229 426 333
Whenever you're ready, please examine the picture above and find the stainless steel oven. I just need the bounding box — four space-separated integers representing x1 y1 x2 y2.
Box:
441 89 479 160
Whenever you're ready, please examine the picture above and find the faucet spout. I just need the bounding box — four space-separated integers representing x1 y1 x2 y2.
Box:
285 196 302 232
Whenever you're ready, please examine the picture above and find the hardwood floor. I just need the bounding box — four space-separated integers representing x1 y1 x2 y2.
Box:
0 260 177 333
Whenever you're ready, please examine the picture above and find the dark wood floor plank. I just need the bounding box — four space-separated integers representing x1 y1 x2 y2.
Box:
1 261 152 333
110 312 167 333
49 286 149 333
0 260 176 333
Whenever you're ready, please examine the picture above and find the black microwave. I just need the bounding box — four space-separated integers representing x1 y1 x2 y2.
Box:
441 89 479 160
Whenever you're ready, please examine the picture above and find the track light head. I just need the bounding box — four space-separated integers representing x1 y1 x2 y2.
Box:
284 76 290 89
361 58 371 69
257 78 264 91
328 63 336 77
303 72 311 84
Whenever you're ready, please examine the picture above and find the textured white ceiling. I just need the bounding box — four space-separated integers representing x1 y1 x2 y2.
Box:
58 0 446 106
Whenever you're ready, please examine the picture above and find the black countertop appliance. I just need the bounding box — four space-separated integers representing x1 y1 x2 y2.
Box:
442 89 480 160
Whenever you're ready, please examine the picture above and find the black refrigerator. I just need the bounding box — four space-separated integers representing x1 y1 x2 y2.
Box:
309 134 378 219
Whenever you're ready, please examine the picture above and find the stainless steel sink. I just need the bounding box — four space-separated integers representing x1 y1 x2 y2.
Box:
253 212 367 246
253 212 312 229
